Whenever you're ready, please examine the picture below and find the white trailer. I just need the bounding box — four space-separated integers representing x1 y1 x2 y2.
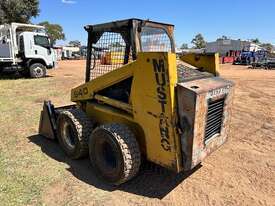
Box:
0 23 57 78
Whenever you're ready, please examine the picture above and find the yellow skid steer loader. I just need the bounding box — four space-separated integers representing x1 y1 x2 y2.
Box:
39 19 234 185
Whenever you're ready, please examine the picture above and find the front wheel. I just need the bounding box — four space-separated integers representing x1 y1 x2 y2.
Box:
57 109 94 159
89 123 141 185
19 69 30 78
29 63 46 78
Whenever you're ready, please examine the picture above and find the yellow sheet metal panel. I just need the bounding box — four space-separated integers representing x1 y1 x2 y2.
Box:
86 102 134 123
71 62 134 102
85 102 147 155
94 94 133 113
180 53 220 76
131 52 182 171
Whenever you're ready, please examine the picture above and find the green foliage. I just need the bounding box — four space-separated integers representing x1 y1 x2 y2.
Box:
180 43 188 49
217 35 229 40
39 21 65 45
251 38 260 44
191 33 206 49
0 0 39 24
69 40 81 47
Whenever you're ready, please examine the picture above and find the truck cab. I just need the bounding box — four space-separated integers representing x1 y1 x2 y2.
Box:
0 23 57 78
19 31 56 68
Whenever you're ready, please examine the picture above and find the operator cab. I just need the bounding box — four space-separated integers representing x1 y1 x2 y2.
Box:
84 18 175 81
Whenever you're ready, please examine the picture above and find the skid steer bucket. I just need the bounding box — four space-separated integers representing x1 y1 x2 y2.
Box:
38 101 76 139
39 101 58 139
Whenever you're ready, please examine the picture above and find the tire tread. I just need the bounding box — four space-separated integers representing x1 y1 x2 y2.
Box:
94 123 141 185
58 109 94 159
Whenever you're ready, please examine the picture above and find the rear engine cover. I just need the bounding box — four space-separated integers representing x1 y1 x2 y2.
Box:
177 77 234 171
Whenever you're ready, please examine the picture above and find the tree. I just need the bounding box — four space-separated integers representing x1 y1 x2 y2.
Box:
69 40 81 47
251 38 260 44
0 7 4 24
0 0 39 24
191 33 206 49
217 35 229 40
180 43 188 49
39 21 65 45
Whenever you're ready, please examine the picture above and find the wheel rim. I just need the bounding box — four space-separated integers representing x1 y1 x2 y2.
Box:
101 141 117 169
92 130 122 178
62 122 76 149
33 66 43 77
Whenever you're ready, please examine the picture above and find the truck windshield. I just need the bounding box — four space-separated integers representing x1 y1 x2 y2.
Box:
34 35 50 47
140 26 172 52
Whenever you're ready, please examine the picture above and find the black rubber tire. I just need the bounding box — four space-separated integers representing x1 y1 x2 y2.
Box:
29 63 46 78
89 123 141 185
19 69 30 78
57 109 94 159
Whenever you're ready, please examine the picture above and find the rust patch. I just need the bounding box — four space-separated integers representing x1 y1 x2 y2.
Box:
177 77 234 170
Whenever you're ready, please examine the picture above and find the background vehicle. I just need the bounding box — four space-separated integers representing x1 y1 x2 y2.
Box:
0 23 56 78
233 50 267 65
39 19 234 185
252 57 275 69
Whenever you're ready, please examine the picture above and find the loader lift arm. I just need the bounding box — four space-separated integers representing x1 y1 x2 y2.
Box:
180 52 220 76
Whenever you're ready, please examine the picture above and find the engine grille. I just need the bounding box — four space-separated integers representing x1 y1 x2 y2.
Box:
204 98 225 142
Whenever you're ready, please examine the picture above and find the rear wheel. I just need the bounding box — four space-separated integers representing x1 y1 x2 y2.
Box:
29 63 46 78
89 123 141 185
57 109 94 159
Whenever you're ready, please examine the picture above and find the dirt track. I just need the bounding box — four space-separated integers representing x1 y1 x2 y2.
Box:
0 60 275 206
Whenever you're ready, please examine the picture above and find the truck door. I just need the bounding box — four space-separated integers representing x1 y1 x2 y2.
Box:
18 35 25 58
32 34 54 67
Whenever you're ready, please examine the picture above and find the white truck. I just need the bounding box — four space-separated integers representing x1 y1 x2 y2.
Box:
0 23 57 78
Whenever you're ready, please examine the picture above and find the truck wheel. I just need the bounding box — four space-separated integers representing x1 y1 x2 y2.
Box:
19 69 30 78
89 123 141 185
29 63 46 78
57 109 94 159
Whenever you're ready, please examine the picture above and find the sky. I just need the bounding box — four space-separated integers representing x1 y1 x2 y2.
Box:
32 0 275 47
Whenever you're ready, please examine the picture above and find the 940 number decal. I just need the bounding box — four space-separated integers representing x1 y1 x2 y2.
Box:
73 87 88 98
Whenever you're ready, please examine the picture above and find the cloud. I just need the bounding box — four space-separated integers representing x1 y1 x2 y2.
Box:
62 0 77 4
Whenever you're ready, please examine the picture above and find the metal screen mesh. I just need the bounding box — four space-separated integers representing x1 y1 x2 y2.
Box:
140 26 172 52
205 98 225 142
90 32 131 80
